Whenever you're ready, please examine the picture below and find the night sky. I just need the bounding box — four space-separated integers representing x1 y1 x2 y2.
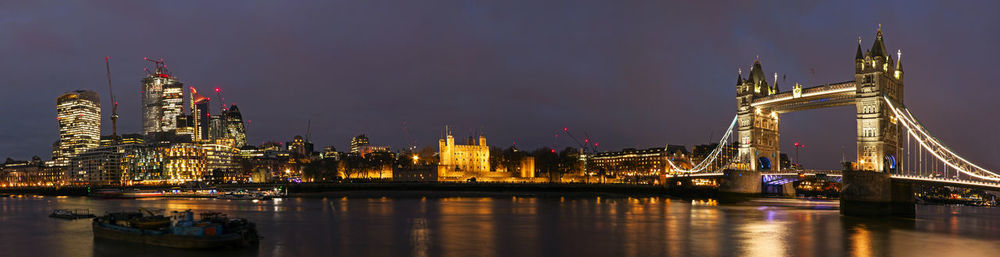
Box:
2 1 999 170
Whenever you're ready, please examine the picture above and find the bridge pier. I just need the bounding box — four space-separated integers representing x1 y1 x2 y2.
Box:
781 183 796 197
840 170 914 218
719 170 761 200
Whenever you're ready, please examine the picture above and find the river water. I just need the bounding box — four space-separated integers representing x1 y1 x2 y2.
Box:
1 194 999 257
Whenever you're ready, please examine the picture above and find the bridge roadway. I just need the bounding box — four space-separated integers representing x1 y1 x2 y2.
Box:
672 170 1000 191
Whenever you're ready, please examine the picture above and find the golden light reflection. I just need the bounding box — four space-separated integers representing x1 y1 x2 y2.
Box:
739 219 789 257
849 224 873 257
410 217 430 257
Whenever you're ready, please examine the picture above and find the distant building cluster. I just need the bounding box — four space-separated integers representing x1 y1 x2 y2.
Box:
0 58 710 187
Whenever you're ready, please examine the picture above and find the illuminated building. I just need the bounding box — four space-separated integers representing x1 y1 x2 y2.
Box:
70 141 161 186
519 156 536 178
438 128 489 172
321 146 341 160
120 144 162 184
54 90 101 166
208 114 225 140
287 135 314 157
2 157 64 187
357 145 391 158
589 146 689 178
141 59 184 135
202 139 242 182
189 87 211 141
224 105 247 147
436 127 522 182
159 143 206 183
350 134 369 154
69 146 124 186
393 165 439 182
261 141 282 152
239 146 264 159
72 138 240 185
100 133 145 146
174 114 196 140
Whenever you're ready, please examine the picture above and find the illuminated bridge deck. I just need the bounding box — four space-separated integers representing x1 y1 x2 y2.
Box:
751 81 857 113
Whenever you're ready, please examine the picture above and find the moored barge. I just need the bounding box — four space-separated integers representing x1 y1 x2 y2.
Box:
92 210 259 249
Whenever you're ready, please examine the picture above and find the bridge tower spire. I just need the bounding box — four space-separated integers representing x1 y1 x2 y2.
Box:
841 25 913 217
854 25 904 172
736 57 780 171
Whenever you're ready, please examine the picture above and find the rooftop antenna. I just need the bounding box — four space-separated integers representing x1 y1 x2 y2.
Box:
105 56 118 145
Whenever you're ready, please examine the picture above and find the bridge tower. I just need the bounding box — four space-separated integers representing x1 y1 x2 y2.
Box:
844 25 913 217
854 25 904 173
736 57 780 172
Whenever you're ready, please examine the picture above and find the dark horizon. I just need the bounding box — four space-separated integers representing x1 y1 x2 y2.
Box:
2 1 999 170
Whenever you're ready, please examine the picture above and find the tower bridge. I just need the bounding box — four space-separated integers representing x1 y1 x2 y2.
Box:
664 26 1000 217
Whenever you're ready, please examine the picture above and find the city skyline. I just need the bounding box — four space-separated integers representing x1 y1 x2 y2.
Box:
2 1 1000 170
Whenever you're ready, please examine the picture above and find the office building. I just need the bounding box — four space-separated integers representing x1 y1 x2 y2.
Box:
54 90 101 166
141 59 184 134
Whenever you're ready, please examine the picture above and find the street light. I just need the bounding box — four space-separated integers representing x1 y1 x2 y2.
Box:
412 155 419 164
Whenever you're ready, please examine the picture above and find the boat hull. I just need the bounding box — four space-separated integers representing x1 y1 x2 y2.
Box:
92 222 247 249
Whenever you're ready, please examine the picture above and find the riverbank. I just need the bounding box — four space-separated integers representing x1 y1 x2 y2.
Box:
0 182 718 198
289 183 697 198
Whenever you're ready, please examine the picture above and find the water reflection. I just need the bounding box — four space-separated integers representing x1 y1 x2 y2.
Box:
1 196 1000 257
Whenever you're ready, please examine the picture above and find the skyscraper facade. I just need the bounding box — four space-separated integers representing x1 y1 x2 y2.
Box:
350 134 369 154
209 115 225 140
189 87 211 141
141 60 184 135
54 90 101 166
224 105 247 147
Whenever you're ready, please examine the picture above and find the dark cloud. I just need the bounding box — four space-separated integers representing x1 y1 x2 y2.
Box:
1 0 998 170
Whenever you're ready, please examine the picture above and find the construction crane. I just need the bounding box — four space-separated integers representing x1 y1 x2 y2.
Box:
143 57 168 76
105 56 119 145
305 119 312 142
561 127 598 153
401 121 416 152
558 127 601 176
215 87 225 111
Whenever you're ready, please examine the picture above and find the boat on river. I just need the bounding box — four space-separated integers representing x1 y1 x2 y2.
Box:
90 189 164 199
49 209 96 219
216 192 272 200
92 209 259 249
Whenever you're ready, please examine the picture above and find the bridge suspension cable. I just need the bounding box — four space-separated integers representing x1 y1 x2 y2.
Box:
666 116 738 173
883 96 1000 181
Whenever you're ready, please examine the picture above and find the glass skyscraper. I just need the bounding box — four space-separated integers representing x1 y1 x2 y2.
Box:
55 90 101 166
141 60 184 135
